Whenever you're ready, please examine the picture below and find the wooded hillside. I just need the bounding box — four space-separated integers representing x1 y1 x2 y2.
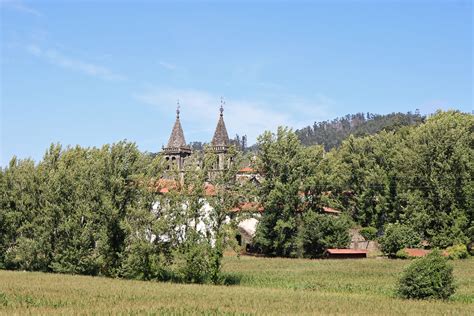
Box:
296 111 424 150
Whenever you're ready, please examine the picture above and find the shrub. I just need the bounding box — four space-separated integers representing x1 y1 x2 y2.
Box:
120 240 167 280
171 231 219 284
4 237 50 271
397 250 455 300
395 249 410 259
467 226 474 255
298 211 351 258
359 227 377 241
445 244 469 260
379 223 421 257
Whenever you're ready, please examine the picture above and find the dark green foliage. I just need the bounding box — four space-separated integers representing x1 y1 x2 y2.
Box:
397 250 455 300
172 232 215 284
467 226 474 255
359 227 378 241
296 112 424 150
404 111 473 248
379 223 421 257
119 239 168 281
253 111 472 258
327 110 473 248
298 212 351 258
253 127 325 257
1 142 160 275
1 110 472 276
0 141 241 285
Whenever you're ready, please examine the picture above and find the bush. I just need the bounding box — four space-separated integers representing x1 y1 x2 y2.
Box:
359 227 377 241
395 249 410 259
445 244 469 260
397 250 455 300
120 240 168 280
4 237 50 271
299 211 351 258
170 231 220 284
467 226 474 255
379 223 421 257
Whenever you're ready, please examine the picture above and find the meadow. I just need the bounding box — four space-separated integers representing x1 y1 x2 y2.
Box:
1 256 473 315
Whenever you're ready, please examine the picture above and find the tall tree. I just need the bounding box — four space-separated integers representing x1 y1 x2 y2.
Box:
254 127 324 257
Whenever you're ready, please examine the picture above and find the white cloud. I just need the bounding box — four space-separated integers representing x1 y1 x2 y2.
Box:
134 88 333 144
158 61 177 71
26 45 126 81
1 0 42 17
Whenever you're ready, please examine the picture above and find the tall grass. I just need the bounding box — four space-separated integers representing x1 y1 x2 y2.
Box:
1 256 473 315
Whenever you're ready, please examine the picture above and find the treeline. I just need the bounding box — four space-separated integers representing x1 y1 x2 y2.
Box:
0 143 242 283
296 111 424 150
189 134 248 151
254 111 473 256
0 110 472 280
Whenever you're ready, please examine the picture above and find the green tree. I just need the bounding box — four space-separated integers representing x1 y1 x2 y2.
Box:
1 157 45 270
298 212 351 258
397 250 455 300
379 223 421 257
254 127 324 257
403 111 473 247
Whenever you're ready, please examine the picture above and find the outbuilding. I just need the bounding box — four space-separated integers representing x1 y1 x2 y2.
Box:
326 249 368 259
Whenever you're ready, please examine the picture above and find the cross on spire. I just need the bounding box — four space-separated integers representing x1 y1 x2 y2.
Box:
176 99 180 118
220 97 225 116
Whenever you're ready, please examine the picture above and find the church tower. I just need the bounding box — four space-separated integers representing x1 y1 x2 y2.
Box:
211 98 230 171
162 103 191 177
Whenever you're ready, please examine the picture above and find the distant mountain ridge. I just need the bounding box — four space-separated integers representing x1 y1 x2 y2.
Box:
296 111 424 150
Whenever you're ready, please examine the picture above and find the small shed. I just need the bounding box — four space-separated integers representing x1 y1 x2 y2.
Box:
326 249 368 259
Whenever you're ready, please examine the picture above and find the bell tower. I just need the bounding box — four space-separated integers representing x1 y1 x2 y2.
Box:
211 98 230 171
162 101 191 179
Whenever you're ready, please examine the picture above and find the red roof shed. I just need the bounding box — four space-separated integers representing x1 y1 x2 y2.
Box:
326 249 368 259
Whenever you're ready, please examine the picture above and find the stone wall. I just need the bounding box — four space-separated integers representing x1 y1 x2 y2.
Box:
349 229 379 251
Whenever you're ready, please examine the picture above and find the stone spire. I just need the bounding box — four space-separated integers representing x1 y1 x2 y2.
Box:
167 101 187 148
162 101 191 182
211 97 229 148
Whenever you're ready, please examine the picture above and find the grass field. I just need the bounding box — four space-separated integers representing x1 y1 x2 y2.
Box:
1 256 473 315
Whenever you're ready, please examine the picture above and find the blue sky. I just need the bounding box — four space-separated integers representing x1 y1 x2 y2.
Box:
1 0 472 166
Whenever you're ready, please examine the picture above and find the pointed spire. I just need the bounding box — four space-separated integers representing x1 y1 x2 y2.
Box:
211 97 229 147
219 97 224 117
176 99 180 118
166 101 187 148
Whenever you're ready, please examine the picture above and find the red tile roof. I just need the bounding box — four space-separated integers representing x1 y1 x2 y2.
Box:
155 179 216 196
238 167 256 173
403 248 431 257
155 179 178 193
403 248 448 257
326 249 368 255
